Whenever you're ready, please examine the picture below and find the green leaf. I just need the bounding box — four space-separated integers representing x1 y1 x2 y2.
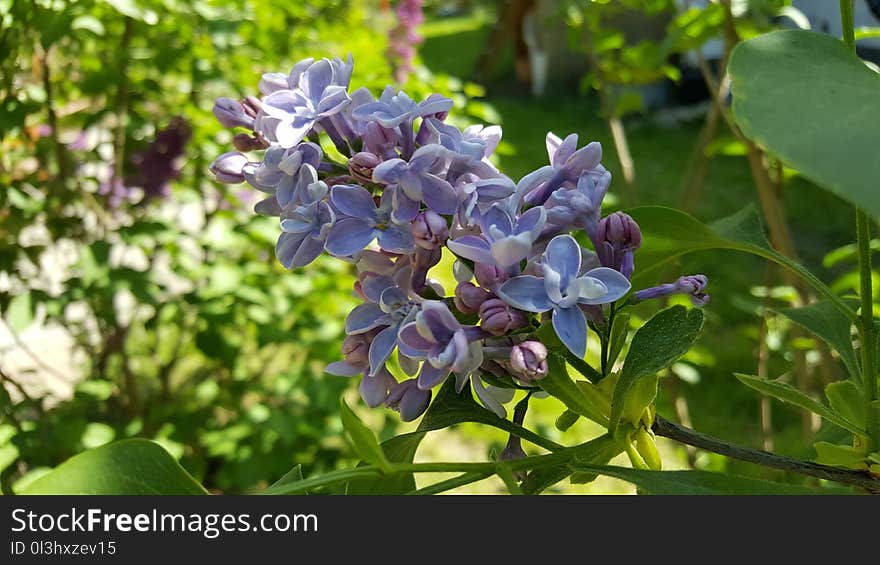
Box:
609 306 704 432
20 439 207 494
268 464 307 494
570 465 843 494
729 30 880 217
628 206 855 324
825 381 866 430
340 399 390 472
813 442 868 470
775 300 860 383
540 354 609 427
5 292 33 332
735 373 865 436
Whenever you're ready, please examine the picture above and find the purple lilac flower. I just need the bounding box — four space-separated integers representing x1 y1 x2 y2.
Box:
372 144 457 219
245 142 324 210
519 132 604 206
497 234 631 357
324 185 415 257
447 203 546 274
276 181 336 269
397 301 484 390
257 58 352 148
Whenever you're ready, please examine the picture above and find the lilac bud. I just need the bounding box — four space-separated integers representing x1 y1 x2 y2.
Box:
348 151 382 183
634 274 710 307
596 212 642 250
509 341 548 381
474 263 507 289
385 378 432 422
232 132 270 152
210 151 249 183
499 435 527 480
676 275 710 307
479 298 529 337
411 211 449 250
341 333 372 366
241 96 262 119
212 97 254 129
454 282 493 314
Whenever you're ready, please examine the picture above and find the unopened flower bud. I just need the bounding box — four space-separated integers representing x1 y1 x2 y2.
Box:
479 298 528 336
241 96 262 119
341 333 372 366
209 151 249 183
411 211 449 250
676 274 710 306
212 97 254 129
597 212 642 250
509 341 548 381
385 378 431 422
474 263 507 289
454 282 493 314
348 151 382 184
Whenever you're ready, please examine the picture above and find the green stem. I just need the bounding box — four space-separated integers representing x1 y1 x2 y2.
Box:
841 0 879 451
856 210 878 450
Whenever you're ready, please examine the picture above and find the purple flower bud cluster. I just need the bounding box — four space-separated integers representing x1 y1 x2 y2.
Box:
209 55 709 422
386 0 424 84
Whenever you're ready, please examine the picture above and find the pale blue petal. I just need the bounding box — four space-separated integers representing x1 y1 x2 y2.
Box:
552 306 587 358
579 267 632 305
497 276 553 312
325 361 363 377
544 234 581 291
447 235 493 265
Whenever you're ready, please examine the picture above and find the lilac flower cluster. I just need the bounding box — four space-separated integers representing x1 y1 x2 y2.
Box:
386 0 424 84
210 55 709 422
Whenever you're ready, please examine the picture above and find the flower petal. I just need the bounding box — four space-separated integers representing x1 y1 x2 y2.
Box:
472 374 507 418
377 224 415 253
497 275 552 312
447 235 493 265
398 322 433 352
417 362 450 390
345 303 390 334
331 184 377 219
325 360 363 377
552 306 587 358
420 174 458 215
544 234 582 292
368 325 399 376
579 267 632 305
324 217 377 257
